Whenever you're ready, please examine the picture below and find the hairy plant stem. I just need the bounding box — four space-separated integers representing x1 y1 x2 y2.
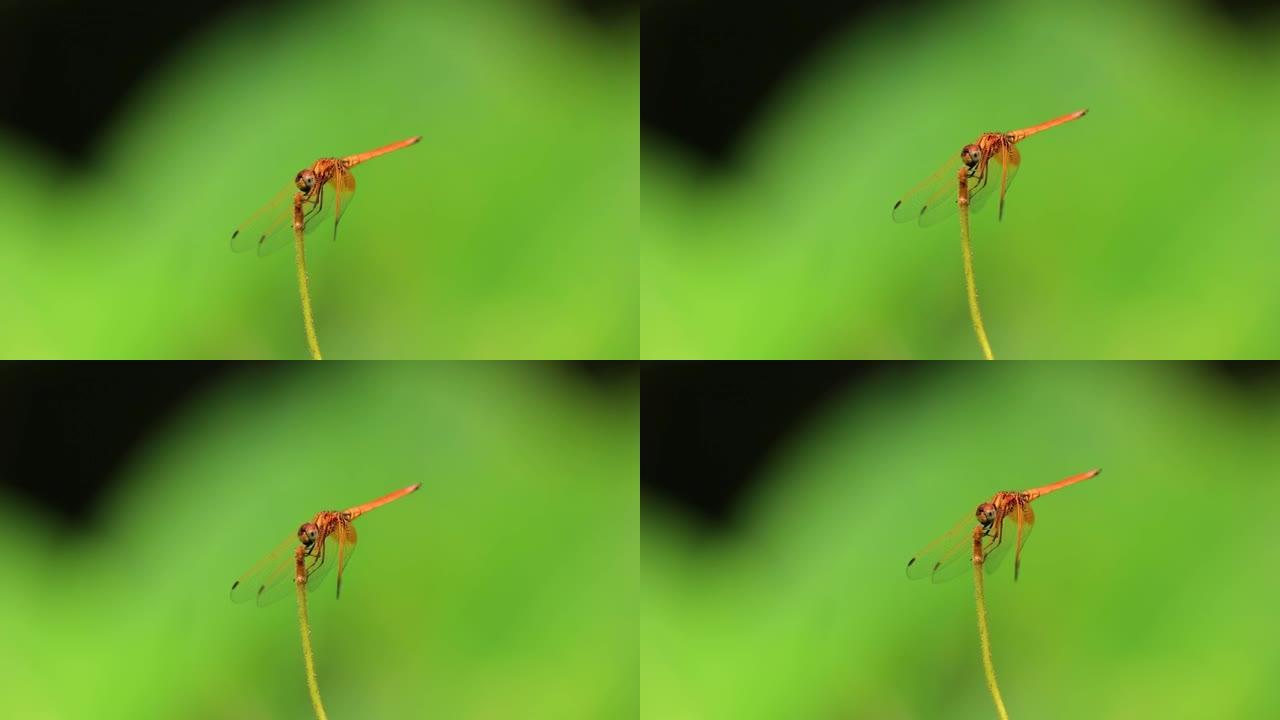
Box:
973 529 1009 720
958 168 994 360
293 198 323 360
296 547 328 720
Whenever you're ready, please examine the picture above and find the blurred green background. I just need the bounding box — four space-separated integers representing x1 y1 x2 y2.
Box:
0 0 637 359
643 0 1280 358
0 362 636 718
644 362 1280 718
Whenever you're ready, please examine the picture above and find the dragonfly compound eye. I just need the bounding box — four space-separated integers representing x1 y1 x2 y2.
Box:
298 523 318 545
295 171 316 192
975 503 997 525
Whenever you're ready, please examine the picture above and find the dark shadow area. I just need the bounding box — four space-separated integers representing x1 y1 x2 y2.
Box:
642 0 1280 171
0 0 635 167
643 361 1280 534
0 361 628 529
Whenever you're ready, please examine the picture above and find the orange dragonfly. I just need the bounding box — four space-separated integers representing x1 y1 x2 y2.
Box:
906 469 1099 583
892 110 1087 227
231 136 422 256
231 482 422 606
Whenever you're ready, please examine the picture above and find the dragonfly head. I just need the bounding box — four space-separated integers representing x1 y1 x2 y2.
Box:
297 522 319 547
295 168 318 194
960 144 983 173
975 502 997 528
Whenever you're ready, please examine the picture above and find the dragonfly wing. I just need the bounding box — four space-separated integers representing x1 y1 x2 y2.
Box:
330 167 357 242
895 154 1001 228
334 523 359 599
1009 503 1034 580
963 158 1002 218
231 182 339 257
921 166 998 228
916 181 961 228
295 184 336 252
261 184 335 257
980 504 1034 579
907 513 978 583
231 184 295 256
299 534 336 595
893 155 962 225
995 142 1021 221
230 533 300 607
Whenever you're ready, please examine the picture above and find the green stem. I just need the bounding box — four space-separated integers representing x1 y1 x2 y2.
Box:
974 533 1009 720
958 170 994 360
296 548 328 720
293 200 323 360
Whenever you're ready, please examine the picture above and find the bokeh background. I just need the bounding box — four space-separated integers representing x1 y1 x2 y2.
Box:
644 361 1280 719
0 361 637 718
643 0 1280 358
0 0 636 358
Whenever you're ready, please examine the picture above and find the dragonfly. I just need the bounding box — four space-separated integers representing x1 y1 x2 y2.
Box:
892 110 1087 227
906 469 1099 583
231 482 422 606
231 136 422 256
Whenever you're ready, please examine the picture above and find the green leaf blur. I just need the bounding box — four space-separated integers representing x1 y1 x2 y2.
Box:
643 0 1280 358
0 364 637 718
0 0 637 359
644 362 1280 718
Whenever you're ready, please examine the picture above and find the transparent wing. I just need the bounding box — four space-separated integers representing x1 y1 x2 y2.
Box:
301 534 336 595
894 155 998 228
230 184 334 257
304 184 336 248
957 142 1022 223
917 179 963 228
230 528 354 607
230 184 294 255
962 173 997 221
979 503 1034 579
230 533 300 607
994 142 1021 221
907 513 978 583
893 154 961 226
1009 503 1034 580
330 167 357 242
333 523 359 599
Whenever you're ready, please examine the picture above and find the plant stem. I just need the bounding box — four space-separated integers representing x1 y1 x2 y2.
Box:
293 198 323 360
958 169 994 360
973 530 1009 720
296 547 329 720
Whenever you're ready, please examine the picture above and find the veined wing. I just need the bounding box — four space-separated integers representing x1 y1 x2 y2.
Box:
977 503 1035 579
230 183 335 257
230 533 301 607
231 184 294 255
230 529 347 607
894 155 1002 228
330 166 356 243
893 154 962 226
907 513 979 583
